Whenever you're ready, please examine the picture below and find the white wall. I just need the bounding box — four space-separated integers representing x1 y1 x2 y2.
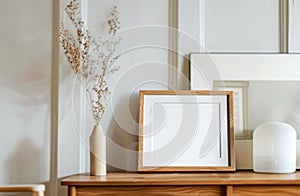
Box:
0 0 52 194
205 0 279 52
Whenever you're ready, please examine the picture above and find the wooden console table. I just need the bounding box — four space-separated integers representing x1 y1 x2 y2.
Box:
61 171 300 196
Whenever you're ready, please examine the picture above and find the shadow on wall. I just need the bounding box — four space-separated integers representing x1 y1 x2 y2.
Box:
4 137 47 184
107 94 138 171
106 92 139 172
4 136 52 195
0 26 51 196
0 55 51 191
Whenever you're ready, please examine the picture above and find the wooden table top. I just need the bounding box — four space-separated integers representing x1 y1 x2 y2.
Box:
61 171 300 186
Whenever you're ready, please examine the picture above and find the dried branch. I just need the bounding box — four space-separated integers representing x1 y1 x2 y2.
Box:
60 0 121 125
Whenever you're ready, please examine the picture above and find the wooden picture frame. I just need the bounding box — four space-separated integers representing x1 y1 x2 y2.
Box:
138 90 235 172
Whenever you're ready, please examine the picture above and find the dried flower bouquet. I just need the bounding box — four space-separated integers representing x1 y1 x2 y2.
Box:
60 0 121 125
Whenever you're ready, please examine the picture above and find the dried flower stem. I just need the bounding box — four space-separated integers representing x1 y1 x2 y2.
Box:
60 0 121 125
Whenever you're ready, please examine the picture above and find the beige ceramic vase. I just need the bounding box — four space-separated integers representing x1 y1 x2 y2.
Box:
89 124 107 176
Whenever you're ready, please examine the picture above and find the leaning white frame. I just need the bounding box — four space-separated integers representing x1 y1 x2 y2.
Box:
190 53 300 88
190 53 300 169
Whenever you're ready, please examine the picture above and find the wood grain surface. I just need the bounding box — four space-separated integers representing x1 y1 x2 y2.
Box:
62 171 300 196
76 186 224 196
233 186 300 196
61 171 300 186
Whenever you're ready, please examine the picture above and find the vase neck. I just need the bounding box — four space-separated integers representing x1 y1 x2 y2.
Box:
94 124 102 128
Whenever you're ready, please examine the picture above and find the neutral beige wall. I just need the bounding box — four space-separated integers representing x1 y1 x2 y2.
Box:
0 0 52 194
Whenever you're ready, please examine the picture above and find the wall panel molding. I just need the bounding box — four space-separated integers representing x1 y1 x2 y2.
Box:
280 0 289 53
168 0 179 90
79 0 88 175
50 0 60 195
